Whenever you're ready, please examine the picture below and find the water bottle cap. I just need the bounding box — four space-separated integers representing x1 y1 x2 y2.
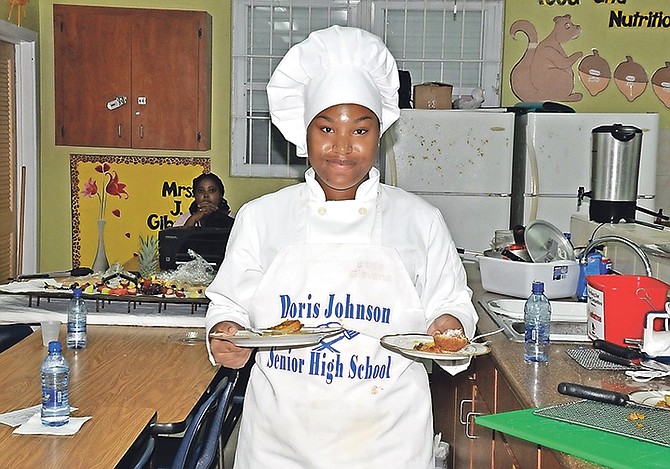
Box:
72 288 83 298
48 341 62 353
531 281 545 294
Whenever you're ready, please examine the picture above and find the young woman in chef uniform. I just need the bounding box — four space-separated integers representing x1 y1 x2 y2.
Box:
205 26 478 469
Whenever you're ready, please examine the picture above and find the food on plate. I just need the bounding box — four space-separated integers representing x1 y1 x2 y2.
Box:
655 394 670 408
433 329 469 352
44 276 206 298
414 329 469 353
413 341 442 354
267 319 303 334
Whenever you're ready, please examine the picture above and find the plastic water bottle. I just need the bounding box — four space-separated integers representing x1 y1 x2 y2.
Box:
66 288 87 349
41 341 70 426
524 281 551 363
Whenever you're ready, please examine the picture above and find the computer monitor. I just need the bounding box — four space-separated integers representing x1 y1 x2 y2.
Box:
158 226 232 271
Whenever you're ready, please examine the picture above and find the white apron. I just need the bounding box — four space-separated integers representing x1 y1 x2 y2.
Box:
234 196 434 469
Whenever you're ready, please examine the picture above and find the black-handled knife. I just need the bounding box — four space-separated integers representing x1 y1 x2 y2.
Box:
17 267 94 280
599 352 670 373
597 352 638 368
592 339 641 360
557 382 669 412
558 382 629 407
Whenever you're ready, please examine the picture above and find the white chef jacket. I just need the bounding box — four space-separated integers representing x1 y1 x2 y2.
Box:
205 167 478 467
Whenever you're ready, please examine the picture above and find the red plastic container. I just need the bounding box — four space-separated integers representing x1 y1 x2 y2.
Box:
586 275 670 346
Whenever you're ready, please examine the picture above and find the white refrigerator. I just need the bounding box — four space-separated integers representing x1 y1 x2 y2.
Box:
381 109 516 252
510 112 659 233
381 110 660 253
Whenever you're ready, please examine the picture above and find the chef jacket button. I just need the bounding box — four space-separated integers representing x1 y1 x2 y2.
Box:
318 207 327 215
358 207 368 215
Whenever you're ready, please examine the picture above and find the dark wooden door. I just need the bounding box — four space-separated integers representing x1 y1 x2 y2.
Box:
54 5 132 147
131 10 209 150
54 5 211 150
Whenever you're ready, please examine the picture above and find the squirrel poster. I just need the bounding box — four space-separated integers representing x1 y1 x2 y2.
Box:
510 15 583 102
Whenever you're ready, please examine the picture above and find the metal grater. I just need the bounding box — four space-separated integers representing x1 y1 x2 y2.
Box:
565 348 635 371
535 400 670 447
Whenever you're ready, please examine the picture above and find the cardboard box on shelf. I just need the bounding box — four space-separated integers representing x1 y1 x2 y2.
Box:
413 82 453 109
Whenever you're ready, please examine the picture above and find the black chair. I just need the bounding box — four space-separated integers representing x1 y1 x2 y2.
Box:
162 372 237 469
130 434 155 469
218 394 243 463
116 413 157 469
217 360 252 467
0 324 34 353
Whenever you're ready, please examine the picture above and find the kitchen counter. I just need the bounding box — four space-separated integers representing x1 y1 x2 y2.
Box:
463 260 670 468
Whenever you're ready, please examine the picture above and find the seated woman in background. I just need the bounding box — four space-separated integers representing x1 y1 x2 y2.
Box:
173 173 234 228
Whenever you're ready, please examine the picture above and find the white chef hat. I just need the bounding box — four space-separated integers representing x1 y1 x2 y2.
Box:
267 25 400 157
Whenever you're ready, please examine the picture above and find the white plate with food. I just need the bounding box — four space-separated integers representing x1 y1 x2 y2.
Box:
629 390 670 408
209 323 343 348
380 333 490 361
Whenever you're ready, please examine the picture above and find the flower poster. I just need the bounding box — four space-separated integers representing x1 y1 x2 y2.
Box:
70 155 210 270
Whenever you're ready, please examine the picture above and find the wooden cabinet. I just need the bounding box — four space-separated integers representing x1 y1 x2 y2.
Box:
494 368 539 468
431 355 566 468
54 5 211 150
475 354 518 469
431 363 494 469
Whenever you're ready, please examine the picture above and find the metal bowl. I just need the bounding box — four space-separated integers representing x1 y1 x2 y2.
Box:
524 220 575 263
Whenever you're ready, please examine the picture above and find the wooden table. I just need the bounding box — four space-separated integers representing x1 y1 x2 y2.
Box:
0 325 222 468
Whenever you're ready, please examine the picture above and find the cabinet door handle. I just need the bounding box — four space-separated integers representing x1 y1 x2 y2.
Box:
459 398 474 425
139 125 144 139
465 411 484 439
117 124 122 138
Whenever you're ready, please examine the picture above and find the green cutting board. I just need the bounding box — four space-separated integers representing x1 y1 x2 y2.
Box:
476 408 670 469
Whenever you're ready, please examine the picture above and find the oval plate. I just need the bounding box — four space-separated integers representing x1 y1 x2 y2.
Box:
629 390 670 408
209 325 343 348
380 333 490 361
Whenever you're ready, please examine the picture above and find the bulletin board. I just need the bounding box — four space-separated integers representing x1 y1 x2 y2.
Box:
70 154 210 269
502 0 670 119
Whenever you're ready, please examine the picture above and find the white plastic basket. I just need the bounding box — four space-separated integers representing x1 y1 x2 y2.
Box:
478 256 579 299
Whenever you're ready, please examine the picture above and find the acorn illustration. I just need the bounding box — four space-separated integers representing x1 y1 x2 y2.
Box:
578 49 611 96
651 62 670 108
613 56 647 102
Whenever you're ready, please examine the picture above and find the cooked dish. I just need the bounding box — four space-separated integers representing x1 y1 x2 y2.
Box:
655 394 670 408
267 319 304 334
413 329 468 353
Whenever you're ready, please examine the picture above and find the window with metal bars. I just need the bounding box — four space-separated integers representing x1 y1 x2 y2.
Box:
231 0 503 178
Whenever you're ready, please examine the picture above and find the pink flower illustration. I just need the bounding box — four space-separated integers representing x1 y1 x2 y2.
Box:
81 163 129 220
81 178 98 198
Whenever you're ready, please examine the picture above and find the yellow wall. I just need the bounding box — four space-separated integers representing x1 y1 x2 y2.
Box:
37 0 297 271
0 1 38 31
29 1 670 270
